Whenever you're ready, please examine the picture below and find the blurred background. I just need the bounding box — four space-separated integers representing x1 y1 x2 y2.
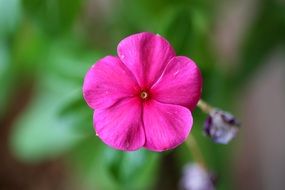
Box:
0 0 285 189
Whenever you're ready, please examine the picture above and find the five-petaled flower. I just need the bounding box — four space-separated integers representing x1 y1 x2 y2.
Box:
83 32 202 151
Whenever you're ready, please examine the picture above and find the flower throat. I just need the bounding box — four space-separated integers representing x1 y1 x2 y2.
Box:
140 91 149 100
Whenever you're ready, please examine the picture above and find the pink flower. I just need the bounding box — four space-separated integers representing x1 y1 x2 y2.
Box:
83 32 202 152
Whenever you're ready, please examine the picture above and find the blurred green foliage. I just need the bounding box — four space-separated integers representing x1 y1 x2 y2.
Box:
1 0 284 189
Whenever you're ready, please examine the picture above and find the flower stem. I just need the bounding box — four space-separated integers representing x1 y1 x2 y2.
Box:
185 135 207 169
197 99 213 114
184 100 213 169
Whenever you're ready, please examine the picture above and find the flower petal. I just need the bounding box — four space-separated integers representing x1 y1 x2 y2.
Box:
83 56 139 110
151 56 202 110
143 100 192 152
94 98 145 151
117 32 175 87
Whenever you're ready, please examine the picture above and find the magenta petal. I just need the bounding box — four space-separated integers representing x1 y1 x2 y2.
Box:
143 100 193 152
94 98 145 151
83 56 139 110
151 56 202 110
117 32 175 87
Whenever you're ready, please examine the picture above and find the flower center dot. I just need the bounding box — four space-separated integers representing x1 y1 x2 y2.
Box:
140 91 148 100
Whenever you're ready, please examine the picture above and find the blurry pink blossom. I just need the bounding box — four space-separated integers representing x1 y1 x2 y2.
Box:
83 32 202 151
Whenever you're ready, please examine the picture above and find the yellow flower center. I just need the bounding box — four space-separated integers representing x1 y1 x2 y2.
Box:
140 91 148 100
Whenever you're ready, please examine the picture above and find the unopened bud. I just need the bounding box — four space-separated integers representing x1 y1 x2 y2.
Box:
180 163 216 190
204 109 240 144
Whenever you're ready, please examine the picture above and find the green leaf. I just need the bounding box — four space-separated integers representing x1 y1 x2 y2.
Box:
22 0 83 35
10 86 86 161
0 40 12 117
71 143 160 190
162 7 215 71
0 0 21 36
10 41 101 161
103 149 160 190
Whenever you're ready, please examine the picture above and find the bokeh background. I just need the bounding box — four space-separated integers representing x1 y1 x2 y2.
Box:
0 0 285 189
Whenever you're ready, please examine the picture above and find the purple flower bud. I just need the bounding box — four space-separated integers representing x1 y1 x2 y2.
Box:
180 163 216 190
204 109 240 144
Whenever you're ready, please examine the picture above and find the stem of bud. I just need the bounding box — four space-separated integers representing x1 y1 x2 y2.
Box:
185 135 207 169
197 99 214 114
